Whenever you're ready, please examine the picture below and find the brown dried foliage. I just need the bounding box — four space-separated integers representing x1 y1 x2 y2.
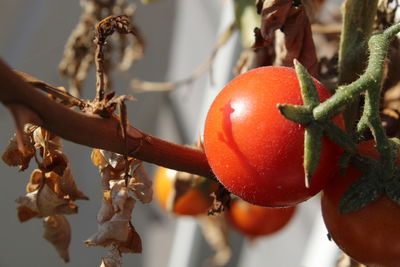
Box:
88 149 152 258
2 125 88 262
59 0 144 97
253 0 318 76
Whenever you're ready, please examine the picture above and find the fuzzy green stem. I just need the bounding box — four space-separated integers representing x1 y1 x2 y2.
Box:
313 23 400 121
338 0 378 132
362 88 394 179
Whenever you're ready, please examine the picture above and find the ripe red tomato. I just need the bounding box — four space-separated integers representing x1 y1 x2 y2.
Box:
203 66 343 207
228 199 296 238
321 141 400 267
153 167 216 216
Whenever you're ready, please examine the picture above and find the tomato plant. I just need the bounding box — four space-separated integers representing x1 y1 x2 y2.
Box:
228 199 296 238
153 167 216 216
203 66 343 207
321 141 400 267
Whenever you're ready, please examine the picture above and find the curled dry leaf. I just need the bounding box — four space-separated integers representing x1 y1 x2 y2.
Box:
92 148 107 167
55 167 89 201
92 149 152 203
100 149 126 170
16 183 78 222
32 127 62 151
86 186 142 253
273 5 318 76
17 167 86 222
2 135 35 171
254 0 318 76
41 149 69 176
198 213 231 266
43 215 71 263
128 164 153 203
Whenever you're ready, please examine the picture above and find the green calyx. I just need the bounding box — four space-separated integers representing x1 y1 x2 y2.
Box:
339 154 400 214
278 24 400 204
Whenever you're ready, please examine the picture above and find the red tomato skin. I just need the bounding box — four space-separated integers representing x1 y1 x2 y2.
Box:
321 141 400 267
228 200 296 238
204 66 343 207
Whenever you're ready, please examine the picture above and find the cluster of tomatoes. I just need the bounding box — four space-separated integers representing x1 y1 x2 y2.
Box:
155 67 400 266
153 166 296 239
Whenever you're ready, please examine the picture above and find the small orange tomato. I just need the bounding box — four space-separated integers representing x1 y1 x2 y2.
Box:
228 199 296 238
153 167 217 216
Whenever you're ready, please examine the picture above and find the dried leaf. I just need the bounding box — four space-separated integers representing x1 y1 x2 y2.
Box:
273 5 318 76
97 192 115 224
2 135 35 171
118 224 142 253
87 175 142 253
100 150 126 170
16 184 78 220
92 148 107 167
85 196 136 246
256 0 292 45
128 164 153 203
101 245 122 267
110 180 129 212
56 167 89 200
255 0 318 76
33 127 62 151
41 149 69 176
198 214 231 266
17 205 39 222
43 215 71 263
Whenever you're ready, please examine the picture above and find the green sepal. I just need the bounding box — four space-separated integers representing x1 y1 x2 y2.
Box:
338 151 353 171
389 138 400 162
304 123 323 187
294 59 320 108
323 121 358 154
339 171 384 214
277 104 312 125
385 167 400 205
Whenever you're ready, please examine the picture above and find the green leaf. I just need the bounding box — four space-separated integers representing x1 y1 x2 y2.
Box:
339 172 383 214
323 121 358 154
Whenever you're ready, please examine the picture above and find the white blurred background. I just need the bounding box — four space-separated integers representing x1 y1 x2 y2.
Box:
0 1 341 266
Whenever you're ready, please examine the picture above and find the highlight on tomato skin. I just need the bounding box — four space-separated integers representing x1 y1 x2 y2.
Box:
321 141 400 267
153 166 217 216
203 66 344 207
228 198 296 239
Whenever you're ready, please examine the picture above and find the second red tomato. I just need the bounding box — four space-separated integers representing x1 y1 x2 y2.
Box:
203 66 343 207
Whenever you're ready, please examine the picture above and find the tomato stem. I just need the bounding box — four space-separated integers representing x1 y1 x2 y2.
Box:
0 59 215 180
313 24 400 121
312 24 400 180
337 0 379 132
